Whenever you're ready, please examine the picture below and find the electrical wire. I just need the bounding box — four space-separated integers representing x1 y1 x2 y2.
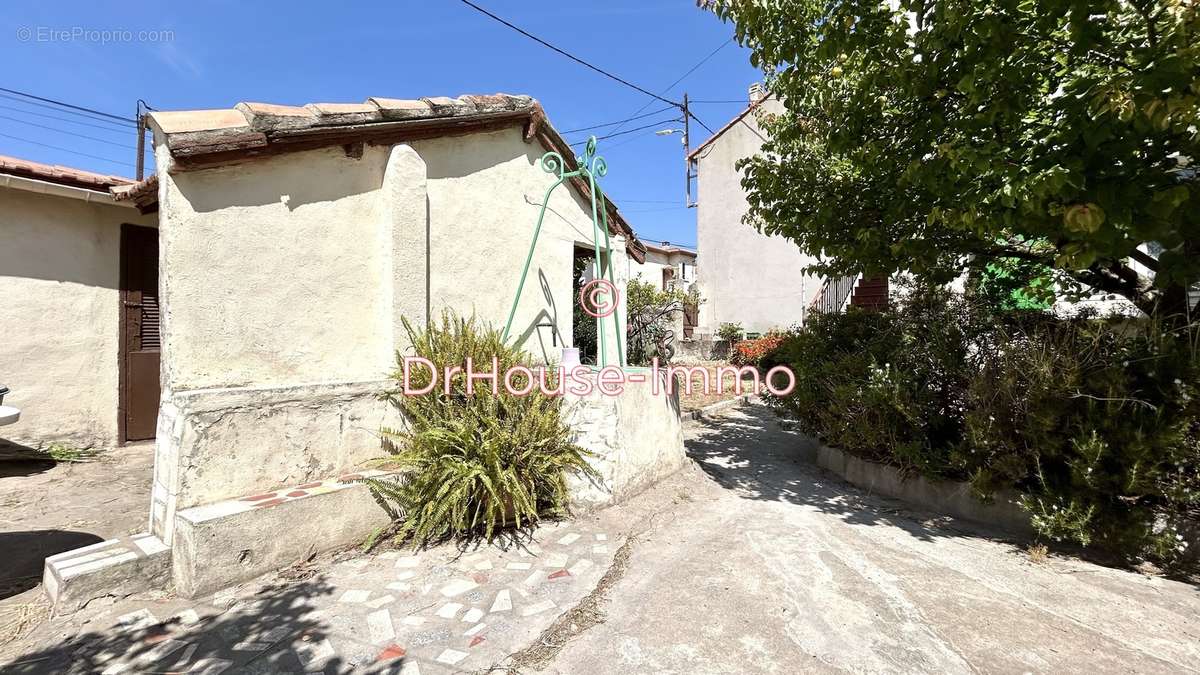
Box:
457 1 680 108
606 36 732 139
559 106 675 135
0 131 134 168
0 114 135 149
0 86 135 124
568 118 682 146
0 103 136 134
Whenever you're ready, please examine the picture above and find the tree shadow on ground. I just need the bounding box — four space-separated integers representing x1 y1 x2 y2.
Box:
1 575 413 674
685 403 1026 547
687 403 1200 584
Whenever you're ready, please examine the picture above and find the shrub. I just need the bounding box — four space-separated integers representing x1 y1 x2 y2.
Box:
367 313 596 546
760 283 1200 566
626 279 686 365
717 322 743 343
731 334 785 367
963 317 1200 561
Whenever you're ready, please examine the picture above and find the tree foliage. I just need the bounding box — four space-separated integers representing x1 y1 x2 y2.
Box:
705 0 1199 317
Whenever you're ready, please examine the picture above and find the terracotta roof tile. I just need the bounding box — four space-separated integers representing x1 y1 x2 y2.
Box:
0 153 131 191
235 102 319 132
368 97 434 120
304 102 383 125
150 109 249 134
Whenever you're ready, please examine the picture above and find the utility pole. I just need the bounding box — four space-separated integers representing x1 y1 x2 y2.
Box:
135 100 146 180
682 92 694 208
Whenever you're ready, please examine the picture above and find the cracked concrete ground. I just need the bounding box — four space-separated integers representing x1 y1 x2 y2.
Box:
3 403 1199 673
538 403 1200 675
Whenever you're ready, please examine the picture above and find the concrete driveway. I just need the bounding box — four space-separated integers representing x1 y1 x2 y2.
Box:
537 403 1200 674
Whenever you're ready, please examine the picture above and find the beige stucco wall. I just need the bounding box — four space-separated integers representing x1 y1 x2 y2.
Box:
631 248 696 291
694 98 822 335
150 126 631 541
410 130 627 366
0 186 155 450
157 128 625 395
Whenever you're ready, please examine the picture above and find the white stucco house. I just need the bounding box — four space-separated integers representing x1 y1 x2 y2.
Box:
0 156 159 452
9 93 686 608
631 240 696 292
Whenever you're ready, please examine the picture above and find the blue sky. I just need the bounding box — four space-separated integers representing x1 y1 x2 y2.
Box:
2 1 761 247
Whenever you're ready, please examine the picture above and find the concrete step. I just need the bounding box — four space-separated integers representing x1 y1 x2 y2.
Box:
171 470 395 598
44 533 170 614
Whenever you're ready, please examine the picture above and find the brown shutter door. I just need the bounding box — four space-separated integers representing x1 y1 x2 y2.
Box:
119 224 160 442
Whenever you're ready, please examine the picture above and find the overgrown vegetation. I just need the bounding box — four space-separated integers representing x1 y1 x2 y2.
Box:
626 279 689 365
367 313 596 547
717 322 744 343
760 284 1200 567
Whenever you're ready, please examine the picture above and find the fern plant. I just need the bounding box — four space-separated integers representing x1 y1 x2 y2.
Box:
367 312 596 547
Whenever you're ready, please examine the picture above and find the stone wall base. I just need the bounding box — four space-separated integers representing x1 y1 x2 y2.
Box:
815 444 1034 537
563 371 686 511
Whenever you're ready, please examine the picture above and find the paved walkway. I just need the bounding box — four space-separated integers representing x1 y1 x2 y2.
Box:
539 405 1200 674
4 403 1200 674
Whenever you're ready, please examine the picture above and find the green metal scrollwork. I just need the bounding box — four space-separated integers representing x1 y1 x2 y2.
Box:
503 135 624 367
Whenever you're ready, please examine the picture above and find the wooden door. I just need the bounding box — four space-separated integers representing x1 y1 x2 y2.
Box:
119 224 160 442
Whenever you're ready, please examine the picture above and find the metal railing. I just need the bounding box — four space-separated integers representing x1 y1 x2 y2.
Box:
809 274 860 316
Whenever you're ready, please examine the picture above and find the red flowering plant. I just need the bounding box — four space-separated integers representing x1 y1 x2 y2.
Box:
730 332 786 367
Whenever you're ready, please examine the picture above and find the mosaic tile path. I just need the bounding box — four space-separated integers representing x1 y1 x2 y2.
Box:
4 521 620 674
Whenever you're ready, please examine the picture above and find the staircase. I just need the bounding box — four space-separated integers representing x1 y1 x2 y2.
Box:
849 276 889 310
809 274 889 317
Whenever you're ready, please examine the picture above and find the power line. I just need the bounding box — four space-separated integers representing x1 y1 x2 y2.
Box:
0 92 134 129
457 1 681 109
0 103 137 134
0 86 135 124
569 118 681 146
0 114 136 149
0 131 135 168
689 99 751 104
559 106 675 135
607 36 732 139
622 205 691 213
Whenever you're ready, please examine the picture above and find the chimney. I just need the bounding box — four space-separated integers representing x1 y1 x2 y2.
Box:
748 82 766 103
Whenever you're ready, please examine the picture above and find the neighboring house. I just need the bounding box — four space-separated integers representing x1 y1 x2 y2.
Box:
631 240 696 292
0 156 159 451
688 88 823 336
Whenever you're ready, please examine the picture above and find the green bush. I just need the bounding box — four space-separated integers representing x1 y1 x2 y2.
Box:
761 285 1200 565
367 313 596 546
717 322 744 343
963 317 1200 561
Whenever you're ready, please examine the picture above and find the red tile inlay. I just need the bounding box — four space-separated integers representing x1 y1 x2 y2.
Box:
286 490 307 498
140 624 171 644
252 498 287 508
548 569 570 580
469 635 485 647
376 643 406 661
296 482 323 489
472 572 489 584
241 493 277 502
339 473 363 483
